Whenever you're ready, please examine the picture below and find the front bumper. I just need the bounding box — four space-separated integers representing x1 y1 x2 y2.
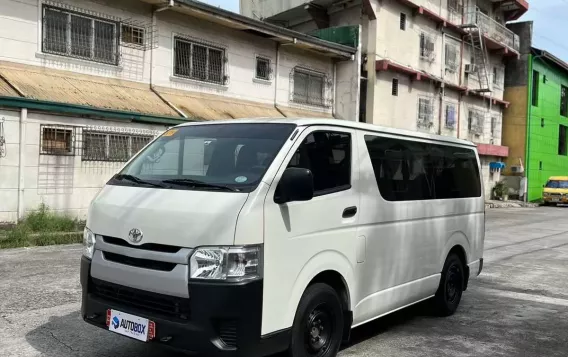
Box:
80 256 289 357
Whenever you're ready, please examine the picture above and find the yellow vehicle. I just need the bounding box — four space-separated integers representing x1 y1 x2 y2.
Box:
543 176 568 205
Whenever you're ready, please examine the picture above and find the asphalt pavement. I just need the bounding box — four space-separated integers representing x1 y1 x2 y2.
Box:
1 207 568 357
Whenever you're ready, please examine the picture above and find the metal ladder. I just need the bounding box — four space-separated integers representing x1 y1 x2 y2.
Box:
464 25 491 93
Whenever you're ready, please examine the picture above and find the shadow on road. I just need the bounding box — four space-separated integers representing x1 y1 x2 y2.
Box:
25 286 568 357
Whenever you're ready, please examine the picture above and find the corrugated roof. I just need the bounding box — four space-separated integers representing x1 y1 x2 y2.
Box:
0 75 19 97
0 61 179 117
276 106 333 119
156 87 285 120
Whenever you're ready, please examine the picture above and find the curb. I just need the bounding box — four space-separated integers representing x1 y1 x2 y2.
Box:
485 202 539 209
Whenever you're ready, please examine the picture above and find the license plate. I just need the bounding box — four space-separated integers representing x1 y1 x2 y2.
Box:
107 309 155 342
552 198 560 202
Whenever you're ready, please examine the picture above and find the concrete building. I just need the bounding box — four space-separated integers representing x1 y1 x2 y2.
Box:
503 21 568 202
0 0 358 223
241 0 529 198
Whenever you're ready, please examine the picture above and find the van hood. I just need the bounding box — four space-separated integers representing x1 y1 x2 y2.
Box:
88 185 249 248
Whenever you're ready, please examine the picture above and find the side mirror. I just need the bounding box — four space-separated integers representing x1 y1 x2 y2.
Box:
274 167 314 204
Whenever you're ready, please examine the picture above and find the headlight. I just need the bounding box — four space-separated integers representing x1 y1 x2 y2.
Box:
83 227 96 259
189 245 262 282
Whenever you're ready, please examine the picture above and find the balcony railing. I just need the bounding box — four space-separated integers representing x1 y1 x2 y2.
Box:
464 10 520 52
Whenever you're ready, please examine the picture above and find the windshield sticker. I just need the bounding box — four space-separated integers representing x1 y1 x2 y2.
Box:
162 129 179 137
235 176 248 183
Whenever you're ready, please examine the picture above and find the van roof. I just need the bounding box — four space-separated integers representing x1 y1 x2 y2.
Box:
548 176 568 180
177 118 476 147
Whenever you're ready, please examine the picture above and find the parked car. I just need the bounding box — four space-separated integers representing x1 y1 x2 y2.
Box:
543 176 568 205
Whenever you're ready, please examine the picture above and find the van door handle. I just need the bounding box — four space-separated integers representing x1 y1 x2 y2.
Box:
342 206 357 218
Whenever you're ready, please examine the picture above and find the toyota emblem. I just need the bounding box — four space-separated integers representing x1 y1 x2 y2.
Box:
128 228 143 244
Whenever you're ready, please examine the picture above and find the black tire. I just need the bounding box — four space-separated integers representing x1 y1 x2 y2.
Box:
433 253 465 317
289 283 344 357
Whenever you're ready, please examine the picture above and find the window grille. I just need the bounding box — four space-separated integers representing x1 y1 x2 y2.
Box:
418 97 434 128
121 24 144 46
255 57 271 81
392 78 399 96
292 68 330 107
82 130 152 162
420 32 436 61
468 110 485 135
42 5 119 65
174 36 227 85
400 13 407 31
445 44 458 72
445 103 457 129
40 125 76 155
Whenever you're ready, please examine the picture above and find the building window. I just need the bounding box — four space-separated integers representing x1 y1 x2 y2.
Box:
541 118 545 127
42 6 119 65
543 75 547 83
392 78 399 96
559 125 568 156
532 70 539 107
491 117 498 137
40 125 75 155
445 103 457 129
418 97 434 128
121 24 144 46
82 131 152 162
419 32 435 61
561 85 568 117
400 13 407 31
293 68 326 107
255 57 271 81
174 37 226 85
468 110 484 136
445 44 458 72
493 66 504 89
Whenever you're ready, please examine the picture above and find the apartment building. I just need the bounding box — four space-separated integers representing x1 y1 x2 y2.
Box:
241 0 529 198
0 0 358 223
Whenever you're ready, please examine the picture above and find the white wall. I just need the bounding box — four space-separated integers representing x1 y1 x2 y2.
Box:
0 109 167 223
0 0 153 82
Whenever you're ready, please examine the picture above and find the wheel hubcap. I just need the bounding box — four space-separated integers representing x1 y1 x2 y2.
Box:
446 264 461 303
305 305 332 355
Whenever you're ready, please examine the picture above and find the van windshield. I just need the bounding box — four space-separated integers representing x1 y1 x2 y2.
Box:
110 123 296 192
546 180 568 189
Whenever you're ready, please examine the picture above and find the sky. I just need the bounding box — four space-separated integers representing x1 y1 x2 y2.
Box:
200 0 568 62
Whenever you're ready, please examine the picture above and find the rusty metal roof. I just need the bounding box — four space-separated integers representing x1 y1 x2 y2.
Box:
0 75 19 97
156 87 285 120
0 61 179 117
276 106 333 119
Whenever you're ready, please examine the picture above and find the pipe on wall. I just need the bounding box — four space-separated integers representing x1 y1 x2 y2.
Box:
151 1 188 119
17 108 27 223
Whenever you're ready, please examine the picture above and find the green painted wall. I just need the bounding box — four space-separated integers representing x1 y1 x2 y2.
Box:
527 57 568 201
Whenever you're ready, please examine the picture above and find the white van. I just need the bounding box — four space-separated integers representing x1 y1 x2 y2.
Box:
80 119 484 357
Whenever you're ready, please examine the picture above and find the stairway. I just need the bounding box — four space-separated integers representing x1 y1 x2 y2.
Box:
463 25 491 93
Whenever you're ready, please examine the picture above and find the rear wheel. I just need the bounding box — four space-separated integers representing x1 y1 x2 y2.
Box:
433 253 465 317
289 283 344 357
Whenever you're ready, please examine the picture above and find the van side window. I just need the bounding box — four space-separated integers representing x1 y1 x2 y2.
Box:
288 131 351 195
364 135 481 201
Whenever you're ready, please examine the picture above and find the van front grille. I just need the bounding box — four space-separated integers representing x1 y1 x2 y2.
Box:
103 251 176 272
102 236 181 253
90 278 190 319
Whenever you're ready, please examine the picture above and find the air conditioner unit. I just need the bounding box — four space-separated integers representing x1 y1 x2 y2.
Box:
511 165 524 174
465 64 477 73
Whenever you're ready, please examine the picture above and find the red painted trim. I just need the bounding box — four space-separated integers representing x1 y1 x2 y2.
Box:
476 143 509 158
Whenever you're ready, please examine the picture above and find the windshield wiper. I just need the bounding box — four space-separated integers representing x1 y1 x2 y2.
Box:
161 178 239 192
113 174 165 188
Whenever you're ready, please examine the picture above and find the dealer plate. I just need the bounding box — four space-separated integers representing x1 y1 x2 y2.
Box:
107 309 155 342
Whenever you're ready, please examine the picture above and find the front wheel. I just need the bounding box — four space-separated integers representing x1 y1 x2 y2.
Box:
433 253 465 316
289 283 344 357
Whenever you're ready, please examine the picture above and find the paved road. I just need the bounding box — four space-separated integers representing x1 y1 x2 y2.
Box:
2 207 568 357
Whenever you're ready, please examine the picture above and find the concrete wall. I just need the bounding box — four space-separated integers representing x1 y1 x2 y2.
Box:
0 109 167 223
